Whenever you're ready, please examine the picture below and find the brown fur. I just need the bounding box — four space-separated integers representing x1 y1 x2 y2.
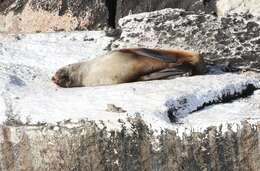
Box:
52 48 207 87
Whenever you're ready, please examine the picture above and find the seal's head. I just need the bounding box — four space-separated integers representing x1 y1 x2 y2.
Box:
52 66 72 87
52 63 82 88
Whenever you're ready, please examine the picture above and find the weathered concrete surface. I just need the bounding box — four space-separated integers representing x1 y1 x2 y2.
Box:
114 8 260 71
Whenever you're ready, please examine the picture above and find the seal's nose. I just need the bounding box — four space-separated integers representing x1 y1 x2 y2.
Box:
52 76 58 83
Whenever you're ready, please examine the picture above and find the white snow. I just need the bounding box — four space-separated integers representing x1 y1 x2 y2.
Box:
0 31 260 134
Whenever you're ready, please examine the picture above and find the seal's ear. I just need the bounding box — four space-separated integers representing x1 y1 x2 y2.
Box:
119 48 178 63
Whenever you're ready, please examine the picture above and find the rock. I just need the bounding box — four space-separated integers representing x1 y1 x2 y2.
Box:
115 8 260 71
2 0 260 33
216 0 260 17
1 28 260 170
0 31 260 128
1 0 260 33
0 0 108 33
0 0 207 33
203 0 260 20
106 104 127 113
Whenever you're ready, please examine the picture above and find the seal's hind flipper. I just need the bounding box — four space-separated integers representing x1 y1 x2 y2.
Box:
119 48 178 63
138 67 193 81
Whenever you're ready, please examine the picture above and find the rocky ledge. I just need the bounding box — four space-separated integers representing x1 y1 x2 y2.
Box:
0 31 260 170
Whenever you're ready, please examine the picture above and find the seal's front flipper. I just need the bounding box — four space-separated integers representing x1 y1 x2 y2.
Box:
119 48 179 63
138 67 193 81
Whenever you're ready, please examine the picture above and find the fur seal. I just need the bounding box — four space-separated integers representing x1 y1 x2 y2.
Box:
52 48 207 87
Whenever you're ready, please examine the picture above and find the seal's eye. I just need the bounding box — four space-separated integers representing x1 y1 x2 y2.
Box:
61 74 69 81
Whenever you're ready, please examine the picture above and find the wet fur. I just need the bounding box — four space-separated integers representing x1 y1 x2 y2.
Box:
52 48 207 87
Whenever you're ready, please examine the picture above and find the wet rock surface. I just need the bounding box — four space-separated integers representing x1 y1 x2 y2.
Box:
115 8 260 71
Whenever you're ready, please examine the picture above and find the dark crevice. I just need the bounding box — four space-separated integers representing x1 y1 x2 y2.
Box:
168 83 258 123
105 0 117 28
58 0 68 16
167 108 177 123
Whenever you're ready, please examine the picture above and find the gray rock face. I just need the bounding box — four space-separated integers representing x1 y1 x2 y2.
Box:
115 8 260 71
